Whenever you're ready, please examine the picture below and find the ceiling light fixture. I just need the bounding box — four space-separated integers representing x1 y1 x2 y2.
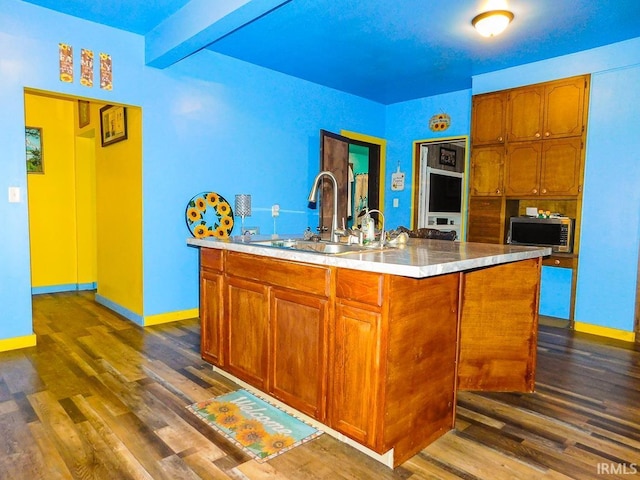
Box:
472 10 514 37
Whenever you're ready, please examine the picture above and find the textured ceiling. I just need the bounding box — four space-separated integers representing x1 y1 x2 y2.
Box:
21 0 640 104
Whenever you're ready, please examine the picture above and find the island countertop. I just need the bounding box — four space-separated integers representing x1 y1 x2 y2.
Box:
187 235 551 278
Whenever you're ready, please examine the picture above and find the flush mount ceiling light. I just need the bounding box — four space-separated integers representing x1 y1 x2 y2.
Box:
472 10 514 37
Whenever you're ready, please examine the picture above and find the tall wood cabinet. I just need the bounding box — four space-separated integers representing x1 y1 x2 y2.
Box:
468 74 589 322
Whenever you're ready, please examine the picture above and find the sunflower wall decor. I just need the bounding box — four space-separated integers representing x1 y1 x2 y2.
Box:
186 192 235 238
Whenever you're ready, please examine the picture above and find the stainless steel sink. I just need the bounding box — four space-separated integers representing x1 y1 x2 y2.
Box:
250 239 392 255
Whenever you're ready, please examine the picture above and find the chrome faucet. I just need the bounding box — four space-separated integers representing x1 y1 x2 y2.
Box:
308 170 340 243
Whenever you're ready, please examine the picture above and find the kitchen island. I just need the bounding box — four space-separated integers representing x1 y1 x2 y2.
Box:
187 235 550 467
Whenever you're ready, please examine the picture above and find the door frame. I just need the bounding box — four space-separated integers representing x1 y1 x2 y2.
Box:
410 136 469 237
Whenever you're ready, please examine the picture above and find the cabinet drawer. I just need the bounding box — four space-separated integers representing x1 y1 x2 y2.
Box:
336 269 384 307
542 255 576 269
201 248 224 272
226 252 330 297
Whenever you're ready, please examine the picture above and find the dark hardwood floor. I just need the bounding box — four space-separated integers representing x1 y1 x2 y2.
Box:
1 291 638 479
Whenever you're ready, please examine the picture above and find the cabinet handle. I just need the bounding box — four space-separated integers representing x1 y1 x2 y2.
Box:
554 259 560 265
535 132 541 138
495 188 501 194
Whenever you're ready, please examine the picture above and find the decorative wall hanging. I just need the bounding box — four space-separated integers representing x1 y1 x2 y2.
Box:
185 192 234 238
78 100 90 128
58 43 73 83
25 127 44 174
391 165 405 191
100 53 112 90
439 147 457 167
100 105 127 147
429 113 451 132
80 49 94 87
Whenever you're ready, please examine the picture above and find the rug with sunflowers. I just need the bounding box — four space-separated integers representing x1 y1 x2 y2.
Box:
187 389 322 462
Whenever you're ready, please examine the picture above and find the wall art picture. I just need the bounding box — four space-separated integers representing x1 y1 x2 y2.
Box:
100 52 112 90
26 127 44 174
439 147 457 167
59 43 73 83
80 49 94 87
78 100 90 128
100 105 127 147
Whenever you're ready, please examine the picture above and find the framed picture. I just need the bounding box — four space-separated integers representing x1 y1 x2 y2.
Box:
78 100 90 128
25 126 44 174
439 147 456 167
100 104 127 147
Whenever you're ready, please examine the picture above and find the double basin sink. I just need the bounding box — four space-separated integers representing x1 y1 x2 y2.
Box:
250 239 393 255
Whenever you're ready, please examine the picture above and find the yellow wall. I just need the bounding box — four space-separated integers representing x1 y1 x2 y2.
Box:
25 92 90 288
26 91 143 319
95 105 143 316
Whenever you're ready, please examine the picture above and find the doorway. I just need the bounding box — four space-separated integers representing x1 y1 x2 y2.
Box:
411 137 468 239
24 89 144 318
317 130 384 232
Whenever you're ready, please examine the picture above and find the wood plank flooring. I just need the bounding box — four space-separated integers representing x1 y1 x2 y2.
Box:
1 291 638 479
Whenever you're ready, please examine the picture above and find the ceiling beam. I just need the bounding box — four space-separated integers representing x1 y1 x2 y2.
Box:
145 0 291 68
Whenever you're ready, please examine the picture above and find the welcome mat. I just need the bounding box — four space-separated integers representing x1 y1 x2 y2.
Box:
187 389 322 463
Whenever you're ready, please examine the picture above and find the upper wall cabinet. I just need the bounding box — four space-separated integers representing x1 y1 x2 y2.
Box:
471 92 507 146
507 76 589 142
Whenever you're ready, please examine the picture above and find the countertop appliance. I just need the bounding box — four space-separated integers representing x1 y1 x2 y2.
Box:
507 216 574 253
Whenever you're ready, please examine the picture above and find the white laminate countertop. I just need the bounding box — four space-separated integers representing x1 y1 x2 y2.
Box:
187 235 552 279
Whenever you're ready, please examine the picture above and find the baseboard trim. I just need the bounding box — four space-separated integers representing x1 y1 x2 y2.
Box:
0 334 37 352
144 308 199 326
95 294 144 326
574 322 636 343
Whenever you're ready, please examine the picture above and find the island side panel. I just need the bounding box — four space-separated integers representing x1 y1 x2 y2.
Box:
458 258 541 392
381 272 460 466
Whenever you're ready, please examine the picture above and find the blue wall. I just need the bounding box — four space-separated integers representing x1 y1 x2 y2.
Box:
383 90 472 229
575 65 640 330
0 0 384 341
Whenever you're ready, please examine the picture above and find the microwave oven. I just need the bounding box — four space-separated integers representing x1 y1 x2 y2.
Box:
507 217 574 253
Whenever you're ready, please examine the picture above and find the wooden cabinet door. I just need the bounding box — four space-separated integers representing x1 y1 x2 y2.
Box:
330 301 380 448
269 288 328 420
540 137 583 196
201 269 224 366
225 277 269 389
543 76 587 139
467 196 505 244
507 85 544 142
470 146 504 196
471 92 507 145
505 142 542 196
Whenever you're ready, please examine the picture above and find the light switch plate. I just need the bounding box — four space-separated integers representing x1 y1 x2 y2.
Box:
8 187 20 203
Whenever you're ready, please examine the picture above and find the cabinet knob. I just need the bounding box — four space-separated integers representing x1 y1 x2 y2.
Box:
541 188 547 194
554 259 560 265
498 136 504 142
545 132 550 137
496 188 501 194
532 188 538 194
535 132 541 138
